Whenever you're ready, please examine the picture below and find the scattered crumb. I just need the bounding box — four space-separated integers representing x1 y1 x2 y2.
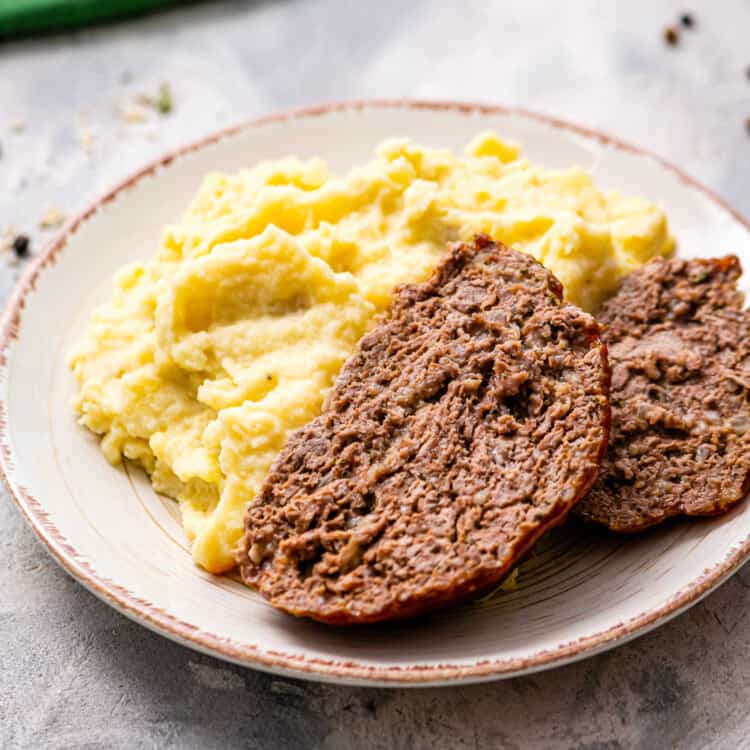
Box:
118 105 148 124
10 120 26 133
39 207 66 230
78 128 95 153
134 93 156 108
663 26 679 46
0 227 14 253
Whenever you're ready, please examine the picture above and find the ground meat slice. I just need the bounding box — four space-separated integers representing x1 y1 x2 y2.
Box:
576 255 750 532
238 235 610 624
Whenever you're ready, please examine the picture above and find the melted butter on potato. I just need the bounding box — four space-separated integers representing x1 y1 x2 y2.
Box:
71 133 673 572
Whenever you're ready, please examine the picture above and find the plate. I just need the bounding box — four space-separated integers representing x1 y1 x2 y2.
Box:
3 100 750 687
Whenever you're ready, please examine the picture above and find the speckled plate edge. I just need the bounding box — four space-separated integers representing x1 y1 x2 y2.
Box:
2 99 750 687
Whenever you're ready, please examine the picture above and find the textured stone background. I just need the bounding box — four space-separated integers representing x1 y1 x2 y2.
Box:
2 1 750 748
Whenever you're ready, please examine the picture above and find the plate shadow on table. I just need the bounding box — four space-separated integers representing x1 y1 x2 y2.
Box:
71 516 750 749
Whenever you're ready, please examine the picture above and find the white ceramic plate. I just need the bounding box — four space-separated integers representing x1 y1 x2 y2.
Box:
3 101 750 687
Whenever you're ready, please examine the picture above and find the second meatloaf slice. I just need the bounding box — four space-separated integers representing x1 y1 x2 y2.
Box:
575 255 750 532
238 235 610 624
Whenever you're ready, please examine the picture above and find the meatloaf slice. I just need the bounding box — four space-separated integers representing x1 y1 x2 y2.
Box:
238 235 610 624
576 255 750 532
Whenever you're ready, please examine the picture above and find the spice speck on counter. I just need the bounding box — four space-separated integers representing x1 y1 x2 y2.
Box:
12 235 30 258
680 13 695 28
663 26 679 46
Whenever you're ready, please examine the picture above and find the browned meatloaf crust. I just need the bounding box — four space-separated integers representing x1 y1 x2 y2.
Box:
576 255 750 532
238 235 610 624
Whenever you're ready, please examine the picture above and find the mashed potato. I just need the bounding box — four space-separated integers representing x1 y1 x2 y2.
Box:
71 133 673 572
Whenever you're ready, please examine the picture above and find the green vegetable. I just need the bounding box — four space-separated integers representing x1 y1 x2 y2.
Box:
0 0 190 38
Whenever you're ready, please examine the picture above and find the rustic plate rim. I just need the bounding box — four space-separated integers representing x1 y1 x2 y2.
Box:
2 98 749 687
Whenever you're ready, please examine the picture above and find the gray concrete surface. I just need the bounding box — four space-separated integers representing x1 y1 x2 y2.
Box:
2 1 750 747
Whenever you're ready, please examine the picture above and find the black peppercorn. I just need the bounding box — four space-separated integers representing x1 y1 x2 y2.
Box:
680 13 694 28
12 234 30 258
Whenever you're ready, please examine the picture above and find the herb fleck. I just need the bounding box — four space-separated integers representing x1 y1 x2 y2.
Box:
157 83 173 115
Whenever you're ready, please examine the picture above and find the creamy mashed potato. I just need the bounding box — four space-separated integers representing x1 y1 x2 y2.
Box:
71 133 673 572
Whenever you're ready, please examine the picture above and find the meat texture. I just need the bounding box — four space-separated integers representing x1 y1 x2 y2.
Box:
576 255 750 532
239 235 610 623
